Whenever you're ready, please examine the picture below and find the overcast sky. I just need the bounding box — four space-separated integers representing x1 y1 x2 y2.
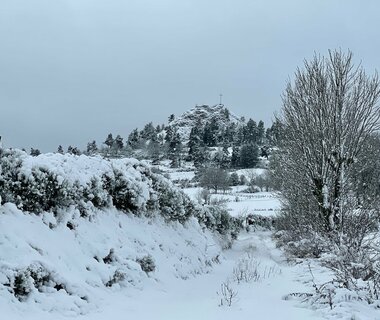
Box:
1 0 379 152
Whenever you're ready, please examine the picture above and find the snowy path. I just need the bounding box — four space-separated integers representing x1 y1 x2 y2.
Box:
80 230 323 320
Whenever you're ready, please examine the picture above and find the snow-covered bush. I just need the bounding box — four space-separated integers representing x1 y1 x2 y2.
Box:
195 205 243 245
0 150 70 213
136 255 156 273
149 174 194 223
217 281 238 307
7 263 65 301
102 170 140 214
0 150 203 224
232 254 260 284
105 270 126 287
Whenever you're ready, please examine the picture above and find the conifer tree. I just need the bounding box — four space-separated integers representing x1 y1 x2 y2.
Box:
104 133 114 149
239 143 259 168
114 135 124 150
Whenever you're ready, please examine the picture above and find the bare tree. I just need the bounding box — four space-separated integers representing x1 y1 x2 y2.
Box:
199 167 230 193
273 50 380 236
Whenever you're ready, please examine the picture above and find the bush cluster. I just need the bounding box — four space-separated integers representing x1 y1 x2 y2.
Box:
0 150 242 242
0 150 194 224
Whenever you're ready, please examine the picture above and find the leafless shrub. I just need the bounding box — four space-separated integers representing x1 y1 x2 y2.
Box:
232 254 261 284
217 281 238 307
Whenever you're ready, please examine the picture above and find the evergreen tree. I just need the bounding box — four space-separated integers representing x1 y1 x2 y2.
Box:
141 122 156 140
86 140 98 155
235 126 245 145
244 119 258 144
229 172 240 186
222 108 230 121
239 143 259 168
187 126 203 161
148 140 161 164
57 145 64 154
127 129 140 149
67 145 80 155
168 133 182 168
214 143 230 169
30 148 41 156
257 120 265 145
164 126 174 145
104 133 114 149
193 146 210 169
114 135 124 150
230 146 240 168
168 114 175 123
225 123 236 144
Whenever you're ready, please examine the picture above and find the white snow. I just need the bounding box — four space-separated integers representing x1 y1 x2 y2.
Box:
0 204 221 318
1 155 379 319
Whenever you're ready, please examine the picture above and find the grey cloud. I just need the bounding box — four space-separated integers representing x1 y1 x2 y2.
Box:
0 0 379 151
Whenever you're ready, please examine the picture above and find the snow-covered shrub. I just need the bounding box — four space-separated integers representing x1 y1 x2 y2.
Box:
103 249 117 264
20 167 69 213
0 149 27 205
136 255 155 273
232 254 261 284
7 263 65 301
149 174 194 223
0 150 196 223
102 170 140 214
245 214 275 230
274 230 327 259
105 270 126 287
83 177 109 208
217 281 238 307
195 205 242 248
0 151 69 213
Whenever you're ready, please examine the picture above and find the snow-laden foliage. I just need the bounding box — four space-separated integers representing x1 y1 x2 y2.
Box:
0 150 195 224
195 205 242 248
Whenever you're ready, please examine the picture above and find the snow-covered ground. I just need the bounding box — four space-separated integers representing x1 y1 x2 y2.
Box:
0 205 220 319
2 160 380 320
183 187 282 218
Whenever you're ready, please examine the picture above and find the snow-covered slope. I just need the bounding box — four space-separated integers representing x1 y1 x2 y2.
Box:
169 104 244 141
0 150 227 317
0 205 220 317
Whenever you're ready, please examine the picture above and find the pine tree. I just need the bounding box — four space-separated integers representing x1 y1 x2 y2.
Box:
239 143 259 168
216 143 230 169
244 119 258 144
257 120 265 145
230 146 240 168
30 148 41 156
86 140 98 155
229 172 240 186
141 122 156 140
187 126 202 161
57 145 64 154
164 126 174 145
114 135 124 150
127 129 140 149
169 133 182 168
168 114 175 123
104 133 114 149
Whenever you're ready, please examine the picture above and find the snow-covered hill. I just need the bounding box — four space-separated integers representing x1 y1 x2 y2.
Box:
169 104 244 142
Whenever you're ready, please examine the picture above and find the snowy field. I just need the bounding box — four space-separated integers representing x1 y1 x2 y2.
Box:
183 187 282 218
